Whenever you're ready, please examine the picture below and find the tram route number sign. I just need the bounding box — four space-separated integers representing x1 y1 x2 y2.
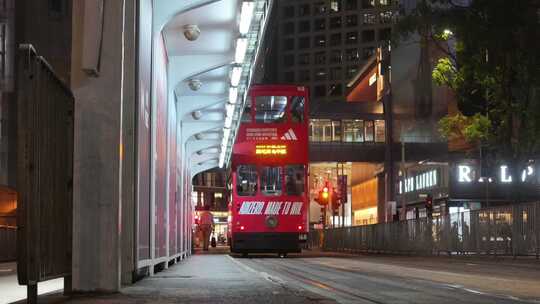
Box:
238 201 303 215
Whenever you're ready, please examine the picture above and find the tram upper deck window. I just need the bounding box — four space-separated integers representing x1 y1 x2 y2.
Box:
236 165 258 196
261 167 282 196
255 96 287 123
290 96 305 123
285 165 305 196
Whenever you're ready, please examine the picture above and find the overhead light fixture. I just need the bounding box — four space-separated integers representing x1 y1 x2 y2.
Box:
230 66 243 87
226 103 235 117
235 38 248 63
183 24 201 41
187 78 202 91
191 110 203 120
194 133 204 140
229 87 238 104
239 2 255 35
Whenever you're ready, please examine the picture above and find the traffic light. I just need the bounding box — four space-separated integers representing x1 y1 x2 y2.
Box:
315 182 331 206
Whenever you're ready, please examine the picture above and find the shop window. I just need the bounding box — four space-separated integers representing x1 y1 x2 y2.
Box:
364 120 375 142
290 96 305 123
330 0 341 12
314 85 326 97
379 28 392 41
254 96 287 123
362 47 376 59
314 2 327 14
284 71 295 83
314 68 327 81
375 120 386 142
261 167 282 196
298 53 310 65
314 19 326 31
343 120 364 142
299 70 310 81
330 17 342 29
362 0 375 8
379 0 391 6
314 51 326 65
330 50 343 64
362 30 375 43
345 0 358 10
380 11 394 24
346 31 358 44
298 4 310 16
329 67 342 80
299 20 310 32
346 48 360 62
236 165 258 196
283 38 295 51
285 165 305 196
345 15 358 27
347 66 358 78
282 22 295 35
283 54 295 66
330 33 342 46
329 84 342 96
282 6 295 18
363 13 377 25
314 35 326 48
298 37 310 49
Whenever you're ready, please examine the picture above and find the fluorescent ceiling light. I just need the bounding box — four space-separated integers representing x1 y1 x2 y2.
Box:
235 38 248 63
229 87 238 104
230 66 243 87
239 2 255 35
226 103 235 117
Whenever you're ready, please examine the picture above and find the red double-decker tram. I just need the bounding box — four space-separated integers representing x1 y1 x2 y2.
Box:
229 85 309 256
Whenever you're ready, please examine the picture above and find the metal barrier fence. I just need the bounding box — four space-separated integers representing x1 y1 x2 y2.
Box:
17 44 74 302
309 202 540 258
0 225 16 262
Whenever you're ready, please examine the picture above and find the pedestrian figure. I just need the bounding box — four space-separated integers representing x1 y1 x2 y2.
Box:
199 205 215 251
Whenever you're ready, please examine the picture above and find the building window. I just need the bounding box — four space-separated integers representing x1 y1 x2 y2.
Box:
330 0 341 12
298 4 310 16
314 35 326 48
282 6 295 19
380 11 394 24
299 20 310 32
362 0 375 8
330 50 343 64
375 120 386 142
298 37 310 49
299 70 310 81
282 22 295 35
284 71 295 83
346 48 360 62
314 19 326 31
345 0 358 10
330 17 342 29
362 47 376 59
314 85 326 97
314 2 327 14
298 53 310 65
310 119 341 142
329 67 343 80
362 30 375 43
49 0 65 16
329 84 342 96
343 120 364 142
345 15 358 27
314 52 326 65
346 31 358 44
365 120 375 142
314 68 327 81
379 28 392 41
283 54 295 66
363 13 377 25
347 66 358 78
330 33 342 46
283 38 295 51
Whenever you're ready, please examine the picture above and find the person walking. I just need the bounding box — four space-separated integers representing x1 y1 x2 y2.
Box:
199 205 215 251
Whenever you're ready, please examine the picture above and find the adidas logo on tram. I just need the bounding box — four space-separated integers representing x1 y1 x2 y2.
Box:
280 129 298 141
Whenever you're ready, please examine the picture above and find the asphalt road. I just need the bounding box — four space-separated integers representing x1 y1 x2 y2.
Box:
233 253 540 304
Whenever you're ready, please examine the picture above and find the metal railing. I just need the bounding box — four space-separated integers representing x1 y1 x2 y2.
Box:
309 202 540 258
0 225 16 262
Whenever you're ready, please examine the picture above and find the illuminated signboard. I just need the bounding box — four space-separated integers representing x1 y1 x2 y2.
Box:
255 144 287 155
457 164 536 184
399 169 438 194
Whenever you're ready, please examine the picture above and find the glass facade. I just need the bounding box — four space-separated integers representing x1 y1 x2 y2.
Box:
310 119 385 143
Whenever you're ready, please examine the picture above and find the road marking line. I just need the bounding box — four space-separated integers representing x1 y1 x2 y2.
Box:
226 255 287 286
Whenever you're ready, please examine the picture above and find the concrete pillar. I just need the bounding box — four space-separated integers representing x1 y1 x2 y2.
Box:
71 0 135 292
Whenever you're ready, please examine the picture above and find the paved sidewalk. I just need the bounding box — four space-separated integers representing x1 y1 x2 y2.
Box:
0 262 63 304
